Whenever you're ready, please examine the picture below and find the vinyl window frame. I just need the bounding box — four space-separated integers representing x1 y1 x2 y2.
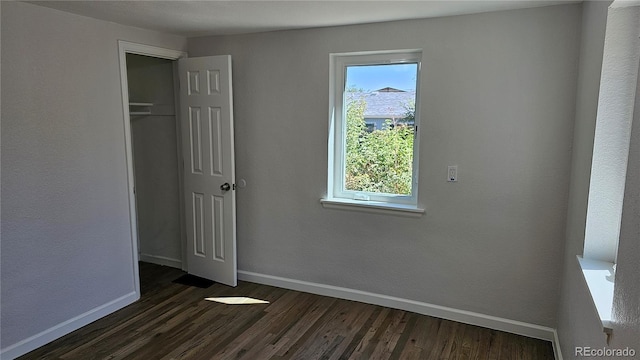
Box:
324 50 423 214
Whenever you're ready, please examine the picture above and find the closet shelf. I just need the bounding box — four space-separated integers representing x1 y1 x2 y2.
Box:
129 102 175 118
129 102 153 116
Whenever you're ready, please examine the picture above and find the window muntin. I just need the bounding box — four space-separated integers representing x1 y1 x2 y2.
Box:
329 51 422 205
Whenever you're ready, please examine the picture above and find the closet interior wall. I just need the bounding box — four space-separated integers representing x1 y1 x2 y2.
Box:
126 53 182 268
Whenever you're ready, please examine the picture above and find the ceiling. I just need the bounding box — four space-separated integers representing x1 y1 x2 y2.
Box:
28 1 580 37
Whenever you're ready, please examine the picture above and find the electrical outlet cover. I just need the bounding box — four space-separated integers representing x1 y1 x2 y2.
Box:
447 165 458 182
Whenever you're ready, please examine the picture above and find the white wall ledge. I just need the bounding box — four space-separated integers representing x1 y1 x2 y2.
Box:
320 198 425 217
577 255 615 335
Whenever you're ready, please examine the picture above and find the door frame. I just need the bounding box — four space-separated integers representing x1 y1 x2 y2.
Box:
117 40 188 298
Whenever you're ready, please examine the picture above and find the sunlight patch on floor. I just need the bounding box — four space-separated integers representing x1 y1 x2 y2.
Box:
205 297 270 305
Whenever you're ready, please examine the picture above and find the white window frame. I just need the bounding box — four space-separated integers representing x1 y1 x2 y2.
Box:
325 50 423 212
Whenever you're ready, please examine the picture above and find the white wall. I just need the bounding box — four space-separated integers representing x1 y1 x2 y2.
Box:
0 2 186 357
611 67 640 357
188 4 581 328
583 5 640 263
557 2 640 358
127 54 183 267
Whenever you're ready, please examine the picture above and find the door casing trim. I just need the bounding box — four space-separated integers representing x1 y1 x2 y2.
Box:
117 40 188 297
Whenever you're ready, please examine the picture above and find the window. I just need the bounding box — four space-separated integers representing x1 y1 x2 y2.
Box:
324 50 423 213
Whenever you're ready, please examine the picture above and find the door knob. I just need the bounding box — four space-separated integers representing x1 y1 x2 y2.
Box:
220 183 231 191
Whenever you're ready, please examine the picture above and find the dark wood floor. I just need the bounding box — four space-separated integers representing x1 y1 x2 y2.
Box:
20 262 555 359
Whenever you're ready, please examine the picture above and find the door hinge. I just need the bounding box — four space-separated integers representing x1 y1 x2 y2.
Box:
233 183 237 190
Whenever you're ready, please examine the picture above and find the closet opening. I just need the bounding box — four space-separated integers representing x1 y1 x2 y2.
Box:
124 52 187 294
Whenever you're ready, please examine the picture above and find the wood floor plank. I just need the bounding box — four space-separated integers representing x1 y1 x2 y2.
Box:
368 310 410 360
211 292 312 360
18 263 556 360
487 330 504 360
345 307 392 360
287 300 368 360
448 319 466 359
271 296 338 358
459 324 481 360
334 306 383 360
324 302 376 360
392 315 424 360
427 319 461 359
418 316 443 356
271 300 343 360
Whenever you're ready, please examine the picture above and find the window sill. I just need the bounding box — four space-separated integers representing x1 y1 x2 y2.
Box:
320 198 425 217
577 255 614 335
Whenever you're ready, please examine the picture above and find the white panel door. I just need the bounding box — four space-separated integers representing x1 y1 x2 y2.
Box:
179 55 237 286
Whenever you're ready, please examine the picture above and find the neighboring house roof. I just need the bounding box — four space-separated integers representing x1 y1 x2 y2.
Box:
347 90 415 119
376 87 405 93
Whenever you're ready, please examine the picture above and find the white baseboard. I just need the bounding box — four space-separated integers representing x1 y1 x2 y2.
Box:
0 292 138 360
238 270 557 342
139 253 182 269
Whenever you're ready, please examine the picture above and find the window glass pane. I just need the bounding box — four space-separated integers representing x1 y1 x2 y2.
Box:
343 63 418 196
